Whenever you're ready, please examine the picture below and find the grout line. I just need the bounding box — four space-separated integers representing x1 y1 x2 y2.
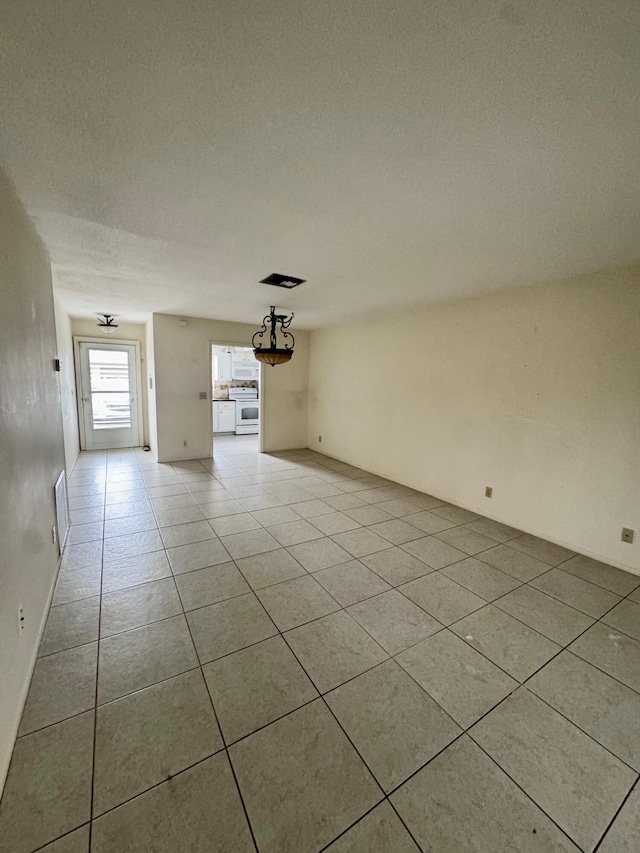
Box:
592 775 638 852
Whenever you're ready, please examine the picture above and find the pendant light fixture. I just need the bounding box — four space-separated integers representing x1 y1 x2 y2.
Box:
97 314 119 334
252 306 295 366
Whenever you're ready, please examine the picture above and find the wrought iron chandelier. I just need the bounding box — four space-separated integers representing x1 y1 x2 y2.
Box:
252 306 295 366
96 314 119 334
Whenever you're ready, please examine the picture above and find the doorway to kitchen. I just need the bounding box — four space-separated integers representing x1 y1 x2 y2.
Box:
75 339 143 450
211 344 262 458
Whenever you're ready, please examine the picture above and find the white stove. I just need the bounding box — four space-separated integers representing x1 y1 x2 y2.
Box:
228 387 259 435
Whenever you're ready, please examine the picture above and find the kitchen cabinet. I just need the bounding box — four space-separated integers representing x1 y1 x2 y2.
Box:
231 350 256 364
215 351 233 381
213 401 236 433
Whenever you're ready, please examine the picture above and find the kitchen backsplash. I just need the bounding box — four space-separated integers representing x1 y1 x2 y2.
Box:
214 379 258 399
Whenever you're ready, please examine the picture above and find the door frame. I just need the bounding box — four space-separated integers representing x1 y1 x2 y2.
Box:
74 336 144 451
210 340 264 454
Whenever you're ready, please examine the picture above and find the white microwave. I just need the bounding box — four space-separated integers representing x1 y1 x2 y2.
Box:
232 363 259 380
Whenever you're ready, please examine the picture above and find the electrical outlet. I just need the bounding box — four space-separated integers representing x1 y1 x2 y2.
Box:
621 527 634 544
199 391 207 400
18 605 25 634
318 435 322 443
183 440 188 447
485 486 493 498
52 525 57 544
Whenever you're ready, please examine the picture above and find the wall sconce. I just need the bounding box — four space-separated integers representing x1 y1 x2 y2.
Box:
252 306 295 366
97 314 119 334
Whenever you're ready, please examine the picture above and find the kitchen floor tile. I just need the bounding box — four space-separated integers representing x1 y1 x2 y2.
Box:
324 801 419 852
268 519 325 546
530 568 621 617
61 541 102 572
91 753 254 852
528 651 640 770
404 509 457 534
361 546 432 585
326 660 460 792
186 592 278 662
602 598 640 641
315 560 392 606
203 635 318 743
331 527 392 558
400 571 486 626
441 556 521 601
67 521 104 545
235 547 307 589
597 786 640 853
368 518 425 545
101 551 171 593
289 498 334 518
391 735 580 853
97 615 198 704
220 527 281 559
560 554 640 596
250 505 301 526
209 512 262 536
104 499 152 519
37 825 90 852
0 712 94 853
507 533 575 566
39 597 100 656
348 589 441 654
324 492 367 511
103 512 157 539
372 498 420 518
158 519 216 548
470 688 636 851
401 535 467 569
285 610 388 693
102 530 164 562
175 561 250 610
19 643 97 735
166 537 231 574
430 504 479 524
229 700 381 853
200 498 247 517
342 504 394 526
286 536 353 572
397 629 517 728
477 543 550 581
154 504 206 527
309 511 362 535
570 622 640 692
463 517 522 542
256 573 340 630
452 605 561 681
100 577 181 636
434 525 495 556
495 584 594 645
93 670 222 815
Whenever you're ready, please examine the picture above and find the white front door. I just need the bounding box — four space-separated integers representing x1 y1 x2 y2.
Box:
77 342 141 450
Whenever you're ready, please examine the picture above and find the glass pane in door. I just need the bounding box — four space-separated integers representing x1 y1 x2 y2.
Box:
88 349 132 429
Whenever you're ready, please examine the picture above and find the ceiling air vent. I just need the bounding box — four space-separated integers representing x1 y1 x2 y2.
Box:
260 273 306 289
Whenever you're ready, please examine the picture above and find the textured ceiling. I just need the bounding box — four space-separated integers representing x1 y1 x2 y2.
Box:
1 0 639 327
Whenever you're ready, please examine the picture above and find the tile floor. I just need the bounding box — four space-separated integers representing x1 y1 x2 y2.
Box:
1 439 639 852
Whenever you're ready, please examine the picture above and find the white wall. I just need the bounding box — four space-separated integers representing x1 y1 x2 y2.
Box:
152 313 309 461
0 169 66 789
53 294 80 475
70 318 150 446
308 266 640 574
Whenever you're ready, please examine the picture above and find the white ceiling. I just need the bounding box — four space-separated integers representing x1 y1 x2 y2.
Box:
1 0 639 328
